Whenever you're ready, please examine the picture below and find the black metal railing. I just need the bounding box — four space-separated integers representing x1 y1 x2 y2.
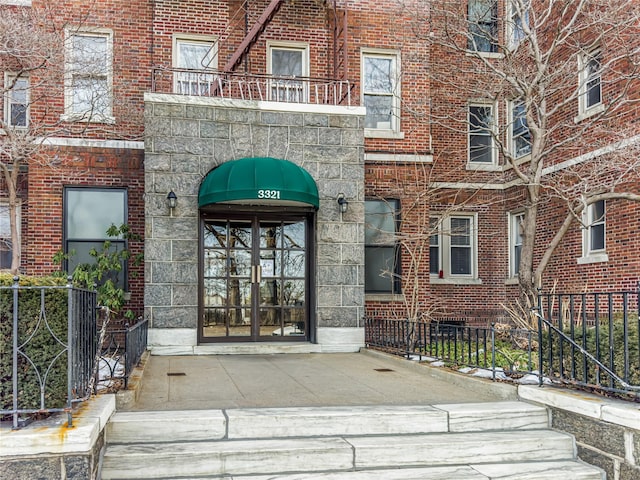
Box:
98 318 148 390
365 287 640 399
364 317 537 380
536 287 640 396
151 67 356 106
1 277 98 429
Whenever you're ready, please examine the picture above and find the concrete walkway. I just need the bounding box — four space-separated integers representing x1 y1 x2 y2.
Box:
125 349 517 411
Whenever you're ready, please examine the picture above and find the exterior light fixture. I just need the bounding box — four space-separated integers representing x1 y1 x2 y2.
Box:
337 193 348 214
167 190 177 209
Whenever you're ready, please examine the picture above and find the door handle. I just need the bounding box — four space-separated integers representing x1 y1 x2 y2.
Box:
251 265 262 283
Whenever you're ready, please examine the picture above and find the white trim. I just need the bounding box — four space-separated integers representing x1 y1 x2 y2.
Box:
577 48 603 118
64 28 114 123
144 92 366 116
0 0 31 4
429 213 479 282
542 134 640 176
361 48 401 134
508 211 525 279
40 136 144 150
365 153 432 163
467 102 497 166
3 73 29 129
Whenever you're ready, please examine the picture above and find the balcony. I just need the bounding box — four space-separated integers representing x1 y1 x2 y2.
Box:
151 67 356 107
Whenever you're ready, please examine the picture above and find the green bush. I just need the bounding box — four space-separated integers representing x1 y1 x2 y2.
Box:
0 274 70 416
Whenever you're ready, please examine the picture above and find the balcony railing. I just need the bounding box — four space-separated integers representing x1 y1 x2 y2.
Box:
151 67 356 107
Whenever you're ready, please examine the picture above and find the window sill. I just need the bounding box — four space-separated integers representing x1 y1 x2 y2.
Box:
577 252 609 265
365 293 405 302
466 162 500 172
466 50 503 59
61 113 116 125
505 277 519 286
430 276 483 286
364 129 405 140
574 103 605 123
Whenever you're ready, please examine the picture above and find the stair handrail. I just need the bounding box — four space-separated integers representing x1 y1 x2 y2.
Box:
532 307 640 392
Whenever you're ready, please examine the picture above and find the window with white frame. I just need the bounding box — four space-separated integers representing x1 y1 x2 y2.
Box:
468 0 498 53
469 104 495 164
268 42 308 103
507 0 529 48
362 50 400 133
509 212 524 277
430 214 478 280
65 31 113 122
509 100 531 158
0 202 18 270
365 199 400 294
64 187 128 288
429 217 440 276
174 36 216 96
579 49 602 114
4 74 29 128
583 200 606 257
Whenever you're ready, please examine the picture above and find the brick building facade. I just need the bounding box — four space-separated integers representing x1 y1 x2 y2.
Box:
1 0 639 352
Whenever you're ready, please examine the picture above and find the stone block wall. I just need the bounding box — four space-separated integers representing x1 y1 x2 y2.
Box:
144 93 365 348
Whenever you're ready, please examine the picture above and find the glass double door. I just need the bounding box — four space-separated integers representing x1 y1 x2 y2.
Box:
200 214 309 342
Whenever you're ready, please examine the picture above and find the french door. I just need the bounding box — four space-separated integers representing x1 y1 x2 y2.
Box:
199 213 311 342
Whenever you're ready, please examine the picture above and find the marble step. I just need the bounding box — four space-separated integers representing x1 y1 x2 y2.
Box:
100 429 577 479
235 461 605 479
106 401 549 444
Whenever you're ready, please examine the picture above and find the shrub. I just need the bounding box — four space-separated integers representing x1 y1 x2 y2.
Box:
0 275 70 416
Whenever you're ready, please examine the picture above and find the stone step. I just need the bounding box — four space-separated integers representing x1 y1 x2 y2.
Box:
100 429 578 479
234 461 605 479
106 401 549 444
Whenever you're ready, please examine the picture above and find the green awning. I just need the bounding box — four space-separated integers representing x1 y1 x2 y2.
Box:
198 157 319 209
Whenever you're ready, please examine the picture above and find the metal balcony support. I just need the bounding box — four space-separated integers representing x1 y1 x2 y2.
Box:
223 0 285 73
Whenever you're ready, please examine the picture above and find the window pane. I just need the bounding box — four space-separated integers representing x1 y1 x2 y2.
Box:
67 240 126 288
470 135 492 162
364 95 393 129
430 246 440 275
364 57 393 93
591 200 605 223
590 224 605 251
468 0 497 52
512 102 531 157
271 49 303 77
365 200 396 245
72 35 108 74
365 247 396 292
470 106 492 130
66 189 125 239
72 77 110 115
451 247 471 275
450 218 470 246
178 42 213 70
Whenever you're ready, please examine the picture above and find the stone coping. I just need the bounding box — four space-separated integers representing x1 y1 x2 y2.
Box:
518 384 640 431
0 394 115 456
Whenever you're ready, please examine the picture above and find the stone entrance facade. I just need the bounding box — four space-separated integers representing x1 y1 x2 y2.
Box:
143 94 366 353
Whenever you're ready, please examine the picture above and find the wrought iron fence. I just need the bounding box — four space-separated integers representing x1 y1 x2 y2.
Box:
151 67 356 106
536 287 640 396
1 277 98 429
365 286 640 398
98 318 149 390
364 317 537 380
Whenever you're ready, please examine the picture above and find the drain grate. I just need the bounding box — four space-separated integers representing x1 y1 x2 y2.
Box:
167 372 186 376
374 368 394 372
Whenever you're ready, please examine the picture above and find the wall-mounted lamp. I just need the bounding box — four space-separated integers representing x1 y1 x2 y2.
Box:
167 190 177 209
337 193 348 214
